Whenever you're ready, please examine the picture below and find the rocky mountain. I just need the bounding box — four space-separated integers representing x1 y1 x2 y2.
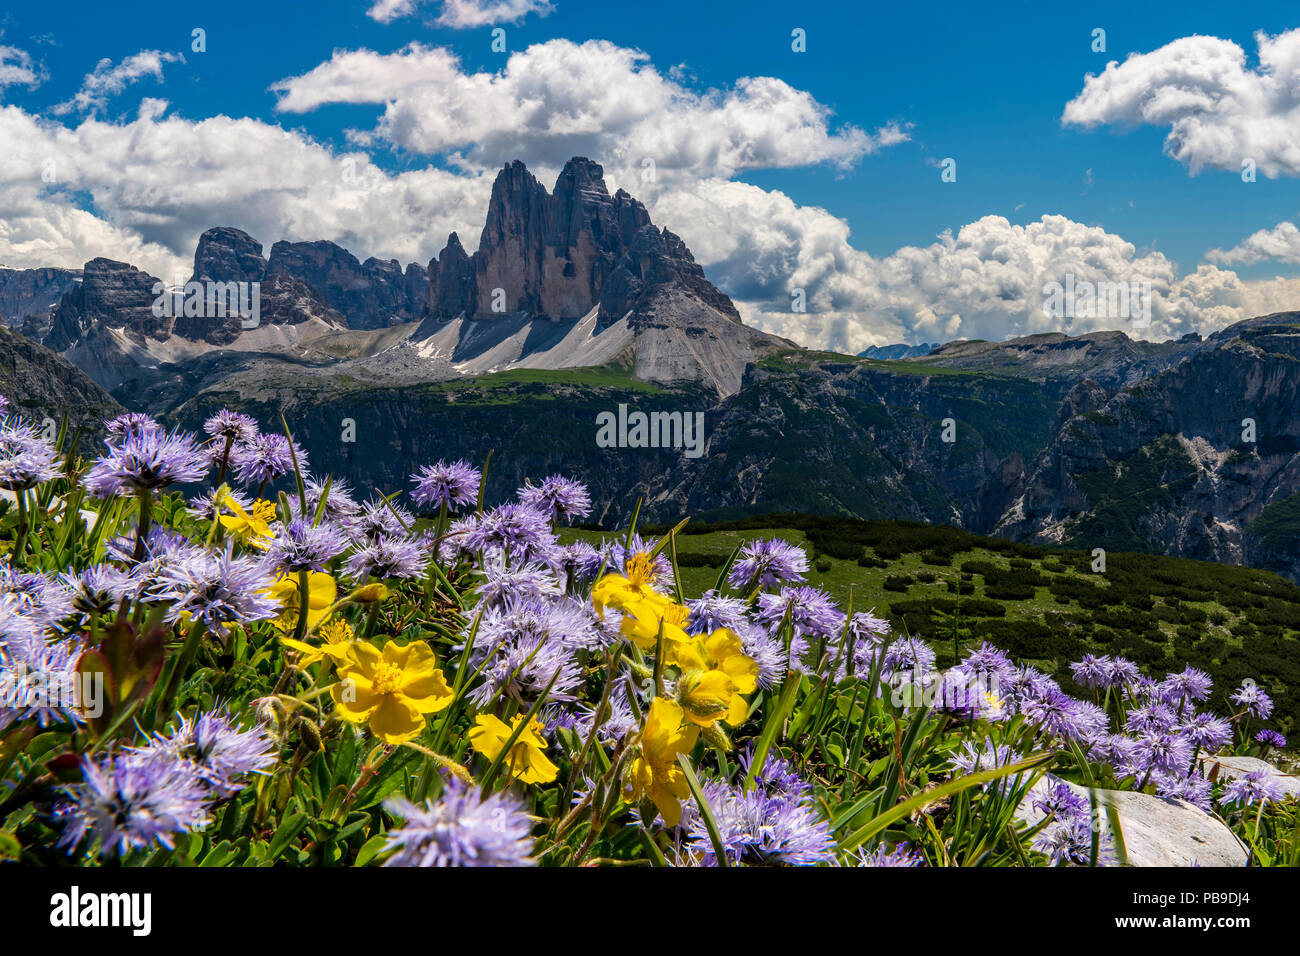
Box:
0 266 82 341
0 326 121 441
993 315 1300 580
858 342 938 360
31 157 786 400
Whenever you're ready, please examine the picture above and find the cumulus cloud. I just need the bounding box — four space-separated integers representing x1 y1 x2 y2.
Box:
1207 221 1300 266
0 101 492 280
1062 29 1300 177
652 180 1300 351
53 50 185 116
271 39 905 181
366 0 552 27
0 45 46 95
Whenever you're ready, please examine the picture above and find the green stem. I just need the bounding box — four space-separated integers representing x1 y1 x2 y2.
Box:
155 618 207 722
133 489 154 563
11 489 30 567
291 569 311 644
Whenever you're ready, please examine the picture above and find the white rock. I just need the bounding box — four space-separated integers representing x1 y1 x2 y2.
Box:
1017 775 1247 867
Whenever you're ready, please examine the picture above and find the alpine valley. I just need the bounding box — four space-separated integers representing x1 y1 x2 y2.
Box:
3 158 1300 582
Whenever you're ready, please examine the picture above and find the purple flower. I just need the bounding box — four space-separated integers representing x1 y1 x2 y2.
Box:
682 777 834 867
1219 769 1284 808
1033 781 1091 823
105 412 162 442
1256 729 1287 749
1106 656 1141 688
755 586 844 672
1134 730 1193 776
264 519 348 574
133 709 276 797
1158 666 1213 711
462 503 556 564
1125 702 1177 734
685 590 751 635
1155 772 1213 812
0 418 61 491
517 475 591 524
203 409 258 444
382 780 534 867
231 433 308 487
1021 689 1098 741
853 843 924 867
0 637 84 728
882 636 937 683
57 752 210 857
961 641 1015 681
411 459 481 511
1230 680 1274 719
474 556 561 608
345 498 414 543
302 476 361 520
150 542 280 628
344 535 428 581
1180 712 1232 752
1070 654 1112 689
64 564 140 616
727 538 809 591
554 541 603 589
84 427 207 496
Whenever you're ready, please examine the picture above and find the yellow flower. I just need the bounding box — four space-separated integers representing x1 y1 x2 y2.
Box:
468 714 559 784
625 698 699 827
592 552 666 616
618 598 691 651
265 572 336 633
671 629 758 728
329 640 454 744
219 496 276 548
281 619 355 667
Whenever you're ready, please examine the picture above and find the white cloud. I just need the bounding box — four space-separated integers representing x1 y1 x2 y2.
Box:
0 45 45 95
651 180 1300 352
1207 221 1300 266
271 39 904 181
0 101 492 280
54 50 185 116
366 0 553 27
1062 29 1300 178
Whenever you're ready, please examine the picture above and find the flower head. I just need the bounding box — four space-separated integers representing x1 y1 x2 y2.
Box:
85 427 207 496
383 780 533 867
727 538 809 591
469 714 559 784
517 475 591 524
0 417 61 491
411 459 481 511
625 697 699 827
330 640 454 744
265 518 348 573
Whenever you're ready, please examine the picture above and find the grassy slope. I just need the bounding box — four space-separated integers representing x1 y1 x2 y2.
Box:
560 515 1300 737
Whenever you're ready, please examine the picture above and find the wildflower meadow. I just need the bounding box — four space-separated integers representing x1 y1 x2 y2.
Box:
0 397 1295 869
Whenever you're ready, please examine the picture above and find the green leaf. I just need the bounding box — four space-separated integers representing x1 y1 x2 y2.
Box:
677 754 728 867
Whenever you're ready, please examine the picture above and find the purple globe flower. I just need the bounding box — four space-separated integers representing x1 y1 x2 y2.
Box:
462 503 556 564
105 412 162 442
264 518 348 574
84 427 208 496
554 541 604 589
517 475 591 524
345 498 414 543
727 538 809 591
685 590 751 635
474 556 562 608
1155 772 1213 812
149 542 280 628
1070 654 1112 689
383 780 534 867
1106 656 1141 689
344 534 428 581
203 409 259 444
1180 712 1232 751
1230 680 1274 719
853 843 924 867
56 751 210 857
302 476 361 520
1256 729 1287 749
1134 730 1193 776
0 418 61 491
1158 666 1213 710
682 776 834 867
133 709 276 797
1219 769 1284 808
231 433 308 487
411 459 481 511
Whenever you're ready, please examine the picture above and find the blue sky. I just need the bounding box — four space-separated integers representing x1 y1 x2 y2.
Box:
2 0 1299 349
